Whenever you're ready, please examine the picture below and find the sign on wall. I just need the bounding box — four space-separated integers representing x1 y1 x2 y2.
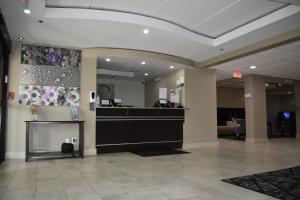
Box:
19 45 81 106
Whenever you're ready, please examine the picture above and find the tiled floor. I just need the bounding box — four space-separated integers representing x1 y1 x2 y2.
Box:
1 138 300 200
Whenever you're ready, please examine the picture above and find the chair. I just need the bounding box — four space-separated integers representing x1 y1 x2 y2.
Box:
233 119 246 140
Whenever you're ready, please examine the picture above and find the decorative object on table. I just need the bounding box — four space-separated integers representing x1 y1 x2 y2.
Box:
223 166 300 200
30 104 38 121
19 44 81 106
61 142 74 153
71 105 79 120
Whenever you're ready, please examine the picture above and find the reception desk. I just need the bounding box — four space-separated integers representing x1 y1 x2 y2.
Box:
96 108 184 153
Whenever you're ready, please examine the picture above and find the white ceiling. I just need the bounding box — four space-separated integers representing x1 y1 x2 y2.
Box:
97 56 187 81
0 0 299 62
212 40 300 81
45 0 286 38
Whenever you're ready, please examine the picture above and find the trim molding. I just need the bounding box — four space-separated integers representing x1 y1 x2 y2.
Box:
183 141 219 149
5 149 97 159
246 138 269 143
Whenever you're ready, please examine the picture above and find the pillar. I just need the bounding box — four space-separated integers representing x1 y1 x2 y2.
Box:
183 68 218 148
244 75 268 142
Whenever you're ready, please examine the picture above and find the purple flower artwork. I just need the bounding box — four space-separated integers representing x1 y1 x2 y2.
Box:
19 44 81 106
19 85 80 106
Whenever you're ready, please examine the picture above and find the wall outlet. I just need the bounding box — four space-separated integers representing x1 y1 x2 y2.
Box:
72 138 77 144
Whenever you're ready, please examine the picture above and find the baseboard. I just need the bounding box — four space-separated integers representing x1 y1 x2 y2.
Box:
5 149 96 160
85 148 97 156
6 152 25 159
246 138 269 143
183 141 219 149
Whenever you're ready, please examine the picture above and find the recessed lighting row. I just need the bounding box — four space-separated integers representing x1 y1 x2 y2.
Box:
105 58 175 77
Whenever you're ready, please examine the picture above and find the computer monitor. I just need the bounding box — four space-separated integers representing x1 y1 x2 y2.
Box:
159 99 167 104
114 98 122 104
283 112 291 119
101 99 110 106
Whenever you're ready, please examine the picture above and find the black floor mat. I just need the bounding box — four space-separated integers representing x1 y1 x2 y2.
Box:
130 149 190 157
223 166 300 200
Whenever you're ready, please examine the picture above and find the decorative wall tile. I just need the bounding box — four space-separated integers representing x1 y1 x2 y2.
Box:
19 44 81 106
20 64 80 87
21 45 81 68
19 85 80 106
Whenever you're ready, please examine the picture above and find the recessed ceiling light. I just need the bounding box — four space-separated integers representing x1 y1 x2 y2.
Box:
144 73 149 76
143 29 149 34
18 36 24 40
141 61 146 65
105 58 111 62
250 65 256 69
24 9 31 14
170 65 174 69
288 91 292 94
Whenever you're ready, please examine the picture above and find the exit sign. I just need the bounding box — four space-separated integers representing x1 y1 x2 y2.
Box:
233 71 242 78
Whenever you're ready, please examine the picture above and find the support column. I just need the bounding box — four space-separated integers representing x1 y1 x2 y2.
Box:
244 75 268 142
295 83 300 138
183 68 218 149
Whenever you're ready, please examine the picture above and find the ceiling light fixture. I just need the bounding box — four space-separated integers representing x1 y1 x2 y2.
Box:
105 58 111 62
144 73 149 76
141 61 146 65
250 65 256 69
143 29 149 34
23 0 31 14
170 66 174 69
288 91 292 94
18 36 24 40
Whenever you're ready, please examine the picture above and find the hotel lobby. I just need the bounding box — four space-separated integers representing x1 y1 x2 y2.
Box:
0 0 300 200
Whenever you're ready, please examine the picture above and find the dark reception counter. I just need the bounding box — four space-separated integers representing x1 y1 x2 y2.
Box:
96 107 184 153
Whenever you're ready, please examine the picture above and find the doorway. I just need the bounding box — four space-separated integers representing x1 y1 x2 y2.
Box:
266 82 296 138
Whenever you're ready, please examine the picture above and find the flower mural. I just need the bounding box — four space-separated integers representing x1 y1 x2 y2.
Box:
19 85 80 106
19 45 81 107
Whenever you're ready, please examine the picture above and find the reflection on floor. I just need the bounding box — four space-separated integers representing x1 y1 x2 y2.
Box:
0 138 299 200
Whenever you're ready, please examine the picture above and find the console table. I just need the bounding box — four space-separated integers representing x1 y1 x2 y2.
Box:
25 121 85 162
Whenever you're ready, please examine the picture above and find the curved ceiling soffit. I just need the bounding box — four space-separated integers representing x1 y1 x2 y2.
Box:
82 47 196 68
44 5 300 47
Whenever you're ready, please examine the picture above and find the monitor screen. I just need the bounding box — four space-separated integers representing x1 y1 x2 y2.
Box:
101 99 110 105
159 99 167 104
283 112 291 119
114 98 122 103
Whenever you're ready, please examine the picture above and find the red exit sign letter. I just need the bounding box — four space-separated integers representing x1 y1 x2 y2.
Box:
233 71 242 78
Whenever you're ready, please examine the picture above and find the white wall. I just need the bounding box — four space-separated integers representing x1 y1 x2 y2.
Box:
145 70 185 107
97 78 145 107
6 43 97 159
217 86 245 108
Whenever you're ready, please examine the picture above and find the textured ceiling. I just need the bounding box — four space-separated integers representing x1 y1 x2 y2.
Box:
213 40 300 81
0 0 299 62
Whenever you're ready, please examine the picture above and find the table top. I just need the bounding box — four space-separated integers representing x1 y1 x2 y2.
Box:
24 120 85 123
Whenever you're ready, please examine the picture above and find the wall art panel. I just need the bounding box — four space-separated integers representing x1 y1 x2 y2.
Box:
19 44 81 106
19 85 80 106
